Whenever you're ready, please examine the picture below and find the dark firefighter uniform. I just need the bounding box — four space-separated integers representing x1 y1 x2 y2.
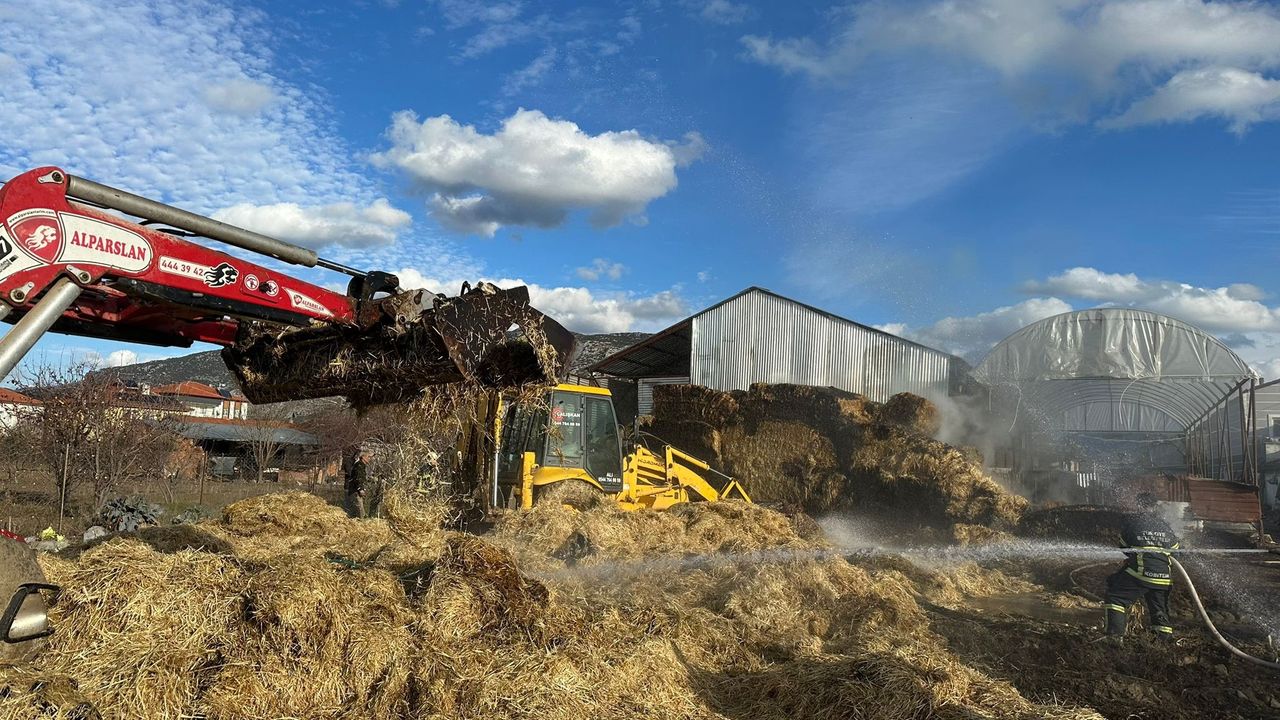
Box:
1104 511 1180 638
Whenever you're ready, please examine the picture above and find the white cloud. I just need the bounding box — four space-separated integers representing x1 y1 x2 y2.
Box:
1022 267 1147 301
700 0 751 25
501 47 558 96
887 298 1073 360
743 0 1280 132
213 199 412 249
394 268 688 333
740 35 831 77
202 78 276 116
1102 67 1280 133
373 109 706 236
575 259 626 282
0 0 395 220
430 0 580 59
104 350 139 368
1023 267 1280 333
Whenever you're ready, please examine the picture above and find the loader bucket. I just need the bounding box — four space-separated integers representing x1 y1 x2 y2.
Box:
222 283 576 407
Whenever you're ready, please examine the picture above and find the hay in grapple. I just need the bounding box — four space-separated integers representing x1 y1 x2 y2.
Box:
223 284 572 407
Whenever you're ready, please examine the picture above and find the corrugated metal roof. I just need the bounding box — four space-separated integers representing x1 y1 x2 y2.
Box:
590 287 967 396
162 419 319 446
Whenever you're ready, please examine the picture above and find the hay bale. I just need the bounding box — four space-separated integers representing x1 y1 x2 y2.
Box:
875 392 941 437
720 421 847 512
849 426 1026 529
639 418 723 468
740 383 862 432
650 384 739 426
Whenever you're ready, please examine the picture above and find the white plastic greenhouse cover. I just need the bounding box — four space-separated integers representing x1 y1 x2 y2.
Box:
973 308 1256 432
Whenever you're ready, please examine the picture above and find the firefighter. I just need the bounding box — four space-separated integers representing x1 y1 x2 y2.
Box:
1103 492 1180 642
344 449 370 519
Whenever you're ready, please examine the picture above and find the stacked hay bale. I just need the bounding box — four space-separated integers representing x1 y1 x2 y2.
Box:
643 383 1025 531
6 492 1103 720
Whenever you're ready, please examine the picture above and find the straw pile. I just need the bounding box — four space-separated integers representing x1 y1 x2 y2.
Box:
5 492 1103 720
643 383 1025 530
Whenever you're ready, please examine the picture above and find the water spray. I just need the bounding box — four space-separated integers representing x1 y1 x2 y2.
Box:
1169 556 1280 672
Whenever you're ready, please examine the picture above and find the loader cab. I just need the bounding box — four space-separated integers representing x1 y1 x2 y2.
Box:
493 384 624 507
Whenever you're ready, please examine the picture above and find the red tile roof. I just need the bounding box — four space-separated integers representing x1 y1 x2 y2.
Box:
151 381 227 400
0 388 41 405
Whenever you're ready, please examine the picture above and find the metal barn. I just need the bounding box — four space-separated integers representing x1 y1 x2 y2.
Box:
590 287 971 417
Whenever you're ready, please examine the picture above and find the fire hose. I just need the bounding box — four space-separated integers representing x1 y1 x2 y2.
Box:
1069 555 1280 671
1168 556 1280 672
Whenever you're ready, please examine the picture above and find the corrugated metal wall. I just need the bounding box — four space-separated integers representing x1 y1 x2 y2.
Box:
638 376 692 415
689 290 957 402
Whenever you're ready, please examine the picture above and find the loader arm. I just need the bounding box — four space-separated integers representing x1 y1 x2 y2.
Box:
0 167 575 404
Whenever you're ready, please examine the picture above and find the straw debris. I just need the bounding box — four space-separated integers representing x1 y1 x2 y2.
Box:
11 492 1103 720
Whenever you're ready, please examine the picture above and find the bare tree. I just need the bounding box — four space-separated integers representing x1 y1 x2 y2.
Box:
17 362 186 524
19 363 115 523
244 402 294 482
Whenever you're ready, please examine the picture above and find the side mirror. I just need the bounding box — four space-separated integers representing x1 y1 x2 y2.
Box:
1 582 60 643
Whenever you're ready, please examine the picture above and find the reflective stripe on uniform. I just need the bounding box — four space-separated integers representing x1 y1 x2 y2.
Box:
1153 625 1173 633
1104 603 1127 613
1125 567 1172 585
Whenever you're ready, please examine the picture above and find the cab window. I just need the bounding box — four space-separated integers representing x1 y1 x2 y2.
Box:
498 404 547 475
547 391 584 466
583 396 622 480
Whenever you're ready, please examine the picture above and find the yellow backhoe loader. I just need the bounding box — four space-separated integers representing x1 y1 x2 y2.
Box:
465 383 750 512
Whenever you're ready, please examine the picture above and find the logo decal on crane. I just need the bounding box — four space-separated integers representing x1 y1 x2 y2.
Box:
203 262 239 288
7 210 63 264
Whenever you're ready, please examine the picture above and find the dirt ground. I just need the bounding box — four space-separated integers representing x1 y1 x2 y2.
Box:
927 600 1280 720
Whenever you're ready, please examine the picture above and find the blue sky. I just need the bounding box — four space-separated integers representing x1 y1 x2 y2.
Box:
3 0 1280 376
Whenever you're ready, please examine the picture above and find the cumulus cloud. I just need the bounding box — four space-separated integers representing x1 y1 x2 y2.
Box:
373 109 706 236
742 0 1280 132
1022 267 1280 333
0 0 398 220
884 298 1073 361
202 78 276 116
394 268 688 333
213 199 412 249
575 259 626 282
104 350 139 368
1101 67 1280 133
